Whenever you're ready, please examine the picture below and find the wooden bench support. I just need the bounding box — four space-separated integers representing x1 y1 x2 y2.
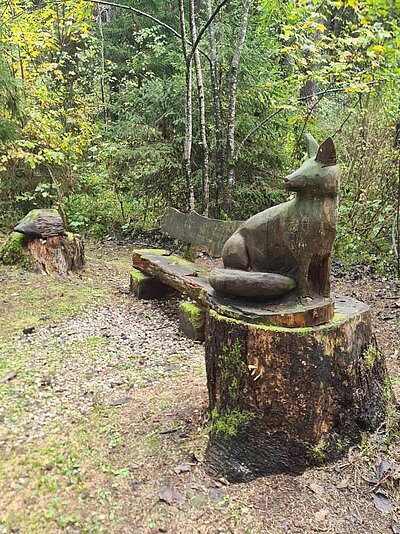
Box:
205 297 390 482
130 269 168 300
178 302 205 342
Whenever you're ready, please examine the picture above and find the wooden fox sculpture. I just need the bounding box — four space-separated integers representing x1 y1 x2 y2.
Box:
209 135 340 300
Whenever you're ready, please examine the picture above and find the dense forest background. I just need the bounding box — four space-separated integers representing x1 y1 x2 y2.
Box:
0 0 399 272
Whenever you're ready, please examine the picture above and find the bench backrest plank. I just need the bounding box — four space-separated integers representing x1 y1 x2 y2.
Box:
162 207 243 257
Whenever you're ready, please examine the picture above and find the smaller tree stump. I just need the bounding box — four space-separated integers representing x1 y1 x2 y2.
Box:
178 301 205 341
0 209 85 276
129 269 169 299
0 231 84 276
26 233 84 275
205 296 391 482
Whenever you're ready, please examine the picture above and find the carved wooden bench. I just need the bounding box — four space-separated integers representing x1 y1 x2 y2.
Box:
131 208 337 336
130 207 243 340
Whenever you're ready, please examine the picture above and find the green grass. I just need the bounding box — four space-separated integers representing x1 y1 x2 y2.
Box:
0 265 111 338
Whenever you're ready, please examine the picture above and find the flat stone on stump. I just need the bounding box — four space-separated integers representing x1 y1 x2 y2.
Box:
14 209 64 237
130 269 168 300
178 301 205 341
205 296 391 482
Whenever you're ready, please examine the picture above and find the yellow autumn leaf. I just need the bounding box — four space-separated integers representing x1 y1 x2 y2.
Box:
370 45 385 54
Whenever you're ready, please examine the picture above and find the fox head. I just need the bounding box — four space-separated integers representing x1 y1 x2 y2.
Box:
284 135 340 196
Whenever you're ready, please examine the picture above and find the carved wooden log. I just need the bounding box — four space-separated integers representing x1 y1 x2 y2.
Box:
131 249 210 305
205 297 390 482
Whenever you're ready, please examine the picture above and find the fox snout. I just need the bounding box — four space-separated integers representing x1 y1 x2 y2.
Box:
283 172 306 191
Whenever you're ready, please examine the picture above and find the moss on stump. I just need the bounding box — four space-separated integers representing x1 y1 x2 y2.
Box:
178 301 205 341
129 269 169 300
205 297 391 482
0 232 32 268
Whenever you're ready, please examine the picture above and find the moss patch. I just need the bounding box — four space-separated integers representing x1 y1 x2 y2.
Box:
210 408 253 438
209 309 314 334
364 344 381 371
0 232 31 267
307 439 328 465
219 341 248 402
179 302 203 328
130 269 149 283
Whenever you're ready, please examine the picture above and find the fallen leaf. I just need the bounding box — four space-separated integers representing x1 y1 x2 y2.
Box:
131 478 141 490
173 463 191 474
23 326 35 335
336 479 349 489
0 371 18 383
308 483 324 496
373 492 392 513
376 458 393 481
314 509 329 522
159 484 185 505
347 512 363 525
109 397 131 407
209 487 225 503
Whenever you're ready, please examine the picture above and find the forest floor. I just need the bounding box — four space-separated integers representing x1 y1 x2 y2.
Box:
0 239 400 534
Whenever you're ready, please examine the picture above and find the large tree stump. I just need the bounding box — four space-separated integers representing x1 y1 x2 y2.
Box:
205 296 390 482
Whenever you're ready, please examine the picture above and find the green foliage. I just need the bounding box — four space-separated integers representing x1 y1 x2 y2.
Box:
0 0 398 270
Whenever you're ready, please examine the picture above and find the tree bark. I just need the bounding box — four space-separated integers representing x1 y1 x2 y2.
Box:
205 0 224 214
189 0 211 216
225 0 253 213
179 0 195 211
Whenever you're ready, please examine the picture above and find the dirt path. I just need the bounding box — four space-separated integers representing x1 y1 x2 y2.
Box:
0 241 399 533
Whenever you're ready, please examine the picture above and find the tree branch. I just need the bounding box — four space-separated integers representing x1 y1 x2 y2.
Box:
187 0 231 66
83 0 211 63
235 80 382 160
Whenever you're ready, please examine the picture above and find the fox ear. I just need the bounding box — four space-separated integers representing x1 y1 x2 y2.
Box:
315 137 337 166
305 133 319 158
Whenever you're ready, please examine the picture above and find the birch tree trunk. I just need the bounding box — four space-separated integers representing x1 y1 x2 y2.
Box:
189 0 211 216
205 0 224 213
225 0 253 213
97 5 108 124
179 0 195 211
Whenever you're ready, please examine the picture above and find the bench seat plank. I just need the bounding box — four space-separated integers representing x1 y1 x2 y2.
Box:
131 249 211 306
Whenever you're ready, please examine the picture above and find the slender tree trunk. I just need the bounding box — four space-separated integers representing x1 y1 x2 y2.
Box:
97 5 108 124
225 0 253 214
179 0 195 211
189 0 210 216
205 0 224 215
